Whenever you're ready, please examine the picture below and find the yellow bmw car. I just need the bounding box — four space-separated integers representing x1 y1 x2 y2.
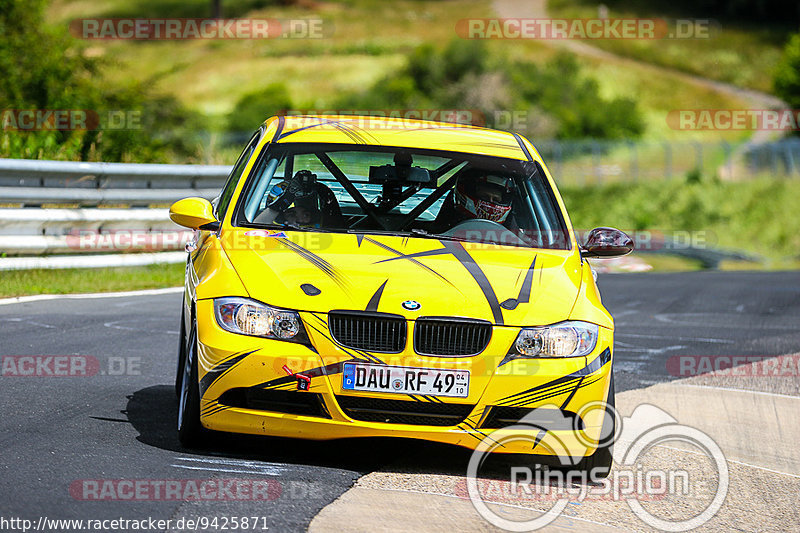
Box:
169 115 632 475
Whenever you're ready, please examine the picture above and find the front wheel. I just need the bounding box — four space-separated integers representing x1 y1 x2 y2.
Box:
571 373 615 478
177 320 205 448
175 306 187 398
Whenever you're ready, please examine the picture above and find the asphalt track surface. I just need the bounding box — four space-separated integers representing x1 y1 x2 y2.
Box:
0 271 798 531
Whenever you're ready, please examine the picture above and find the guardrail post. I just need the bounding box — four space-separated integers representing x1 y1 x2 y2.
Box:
628 140 638 182
663 141 672 179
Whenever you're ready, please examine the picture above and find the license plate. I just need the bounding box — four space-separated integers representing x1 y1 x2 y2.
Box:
342 362 469 398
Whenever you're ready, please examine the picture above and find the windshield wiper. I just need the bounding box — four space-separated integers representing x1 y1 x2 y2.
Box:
410 228 470 243
263 222 332 233
344 227 473 243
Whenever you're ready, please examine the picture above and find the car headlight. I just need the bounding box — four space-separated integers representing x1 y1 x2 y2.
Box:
214 297 307 342
510 321 599 358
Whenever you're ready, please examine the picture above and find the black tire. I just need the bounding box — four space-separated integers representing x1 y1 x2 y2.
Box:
175 306 187 398
572 373 616 479
177 319 205 448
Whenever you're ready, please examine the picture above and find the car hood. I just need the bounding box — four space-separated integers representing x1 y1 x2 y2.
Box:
221 230 583 326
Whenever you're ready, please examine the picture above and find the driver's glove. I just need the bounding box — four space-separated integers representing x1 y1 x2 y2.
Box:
268 175 304 211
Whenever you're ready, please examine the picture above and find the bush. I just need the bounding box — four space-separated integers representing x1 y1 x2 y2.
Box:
0 0 207 162
510 52 643 140
774 33 800 110
337 40 644 141
559 177 800 259
226 83 293 137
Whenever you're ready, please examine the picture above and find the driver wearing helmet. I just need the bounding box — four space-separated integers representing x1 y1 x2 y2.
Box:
434 169 517 230
254 170 343 228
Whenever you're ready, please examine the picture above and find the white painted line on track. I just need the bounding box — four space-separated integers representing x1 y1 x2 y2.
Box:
654 313 798 330
103 318 180 335
371 487 626 530
171 456 288 476
0 286 183 306
616 332 736 344
614 343 685 355
674 383 800 400
656 444 800 479
0 317 57 328
170 464 285 476
175 456 288 468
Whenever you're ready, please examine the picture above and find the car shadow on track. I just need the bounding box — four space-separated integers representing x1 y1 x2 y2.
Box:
126 385 547 481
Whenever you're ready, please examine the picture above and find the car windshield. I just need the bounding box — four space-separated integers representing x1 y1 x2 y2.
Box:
234 143 570 250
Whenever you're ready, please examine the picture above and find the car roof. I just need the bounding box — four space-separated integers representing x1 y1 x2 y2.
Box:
260 115 538 162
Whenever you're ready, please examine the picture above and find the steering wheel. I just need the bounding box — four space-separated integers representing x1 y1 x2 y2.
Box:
442 218 525 246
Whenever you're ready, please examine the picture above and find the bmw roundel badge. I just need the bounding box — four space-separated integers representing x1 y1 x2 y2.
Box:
402 300 421 311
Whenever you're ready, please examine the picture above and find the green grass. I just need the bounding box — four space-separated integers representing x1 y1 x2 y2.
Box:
632 252 704 272
47 0 758 150
571 56 751 141
49 0 494 122
560 177 800 265
0 263 183 298
548 0 792 93
539 137 749 186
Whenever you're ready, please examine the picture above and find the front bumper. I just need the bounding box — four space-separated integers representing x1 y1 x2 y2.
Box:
194 299 614 457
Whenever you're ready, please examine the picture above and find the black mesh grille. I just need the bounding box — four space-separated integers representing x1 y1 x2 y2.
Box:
218 388 330 418
480 406 583 430
329 312 406 353
414 318 492 356
336 395 474 426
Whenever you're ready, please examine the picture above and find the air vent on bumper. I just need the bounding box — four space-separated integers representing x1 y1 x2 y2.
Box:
479 406 584 430
336 395 474 426
218 388 330 418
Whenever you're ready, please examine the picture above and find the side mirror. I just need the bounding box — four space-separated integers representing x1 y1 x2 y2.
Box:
581 227 634 258
169 197 219 230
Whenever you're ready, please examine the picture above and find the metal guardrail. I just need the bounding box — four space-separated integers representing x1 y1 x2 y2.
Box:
0 208 191 255
0 252 187 271
0 158 228 267
0 158 230 206
0 186 222 206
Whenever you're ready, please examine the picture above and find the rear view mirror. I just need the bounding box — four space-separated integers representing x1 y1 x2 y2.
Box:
581 227 634 258
369 164 433 185
169 197 218 230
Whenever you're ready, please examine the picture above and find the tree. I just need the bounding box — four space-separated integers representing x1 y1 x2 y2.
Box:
0 0 205 161
774 33 800 111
